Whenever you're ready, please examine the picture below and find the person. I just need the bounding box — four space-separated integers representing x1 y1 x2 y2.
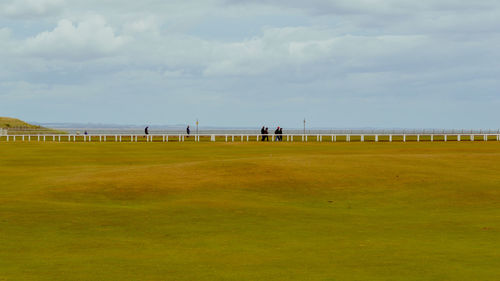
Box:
261 126 265 141
275 127 280 141
84 130 88 135
279 127 283 141
186 125 190 137
264 127 269 141
145 126 149 135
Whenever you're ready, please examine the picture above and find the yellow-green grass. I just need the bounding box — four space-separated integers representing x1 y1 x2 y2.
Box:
0 142 499 280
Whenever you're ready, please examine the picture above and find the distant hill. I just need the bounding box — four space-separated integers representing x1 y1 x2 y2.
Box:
0 117 66 134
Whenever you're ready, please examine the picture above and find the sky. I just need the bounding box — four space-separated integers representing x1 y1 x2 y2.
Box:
1 0 499 128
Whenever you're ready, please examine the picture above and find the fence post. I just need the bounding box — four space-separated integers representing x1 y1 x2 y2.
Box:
417 135 420 142
389 135 392 142
458 135 461 142
431 135 433 142
44 136 46 142
361 135 364 142
484 134 487 142
375 135 378 142
444 135 447 142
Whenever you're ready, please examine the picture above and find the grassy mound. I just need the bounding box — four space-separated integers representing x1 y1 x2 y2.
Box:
0 117 65 134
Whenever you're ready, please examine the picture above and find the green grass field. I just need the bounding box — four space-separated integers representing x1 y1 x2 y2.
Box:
0 142 499 280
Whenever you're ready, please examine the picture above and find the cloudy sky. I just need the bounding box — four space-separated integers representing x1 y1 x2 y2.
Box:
1 0 499 128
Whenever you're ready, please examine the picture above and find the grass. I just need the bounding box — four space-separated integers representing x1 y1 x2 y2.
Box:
0 117 65 135
0 142 499 280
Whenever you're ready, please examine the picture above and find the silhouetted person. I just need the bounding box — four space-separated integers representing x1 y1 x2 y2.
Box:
279 127 283 141
84 130 88 135
186 125 190 137
145 126 149 135
264 127 269 141
261 126 265 141
275 127 280 141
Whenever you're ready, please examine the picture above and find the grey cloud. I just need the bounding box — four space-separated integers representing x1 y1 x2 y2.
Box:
1 0 65 19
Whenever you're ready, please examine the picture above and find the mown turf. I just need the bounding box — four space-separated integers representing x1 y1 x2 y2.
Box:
0 142 499 280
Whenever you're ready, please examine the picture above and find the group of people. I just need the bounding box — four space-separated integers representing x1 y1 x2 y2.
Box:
260 126 283 141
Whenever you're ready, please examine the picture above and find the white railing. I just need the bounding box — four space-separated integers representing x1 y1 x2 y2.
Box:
1 134 500 143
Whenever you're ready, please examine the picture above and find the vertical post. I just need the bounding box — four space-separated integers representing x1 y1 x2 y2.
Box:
303 118 306 136
306 135 308 142
166 135 169 142
417 135 420 142
444 135 447 142
232 135 234 142
403 135 406 142
484 134 487 142
58 135 61 142
458 135 461 142
334 135 337 142
375 135 379 142
431 135 434 142
225 135 228 142
247 135 249 142
361 135 364 142
29 135 31 142
53 135 55 141
389 135 392 142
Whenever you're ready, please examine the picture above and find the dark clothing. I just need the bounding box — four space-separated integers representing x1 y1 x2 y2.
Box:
279 128 283 141
145 127 149 135
261 127 265 141
264 128 269 141
187 127 190 135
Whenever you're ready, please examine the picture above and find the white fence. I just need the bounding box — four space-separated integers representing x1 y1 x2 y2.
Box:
1 134 500 143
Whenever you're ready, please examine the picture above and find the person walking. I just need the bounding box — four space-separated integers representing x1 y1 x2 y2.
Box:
186 125 190 137
279 127 283 141
275 127 280 141
145 126 149 135
261 126 265 141
264 127 269 141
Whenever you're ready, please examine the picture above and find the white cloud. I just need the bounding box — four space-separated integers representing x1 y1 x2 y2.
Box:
20 16 126 60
